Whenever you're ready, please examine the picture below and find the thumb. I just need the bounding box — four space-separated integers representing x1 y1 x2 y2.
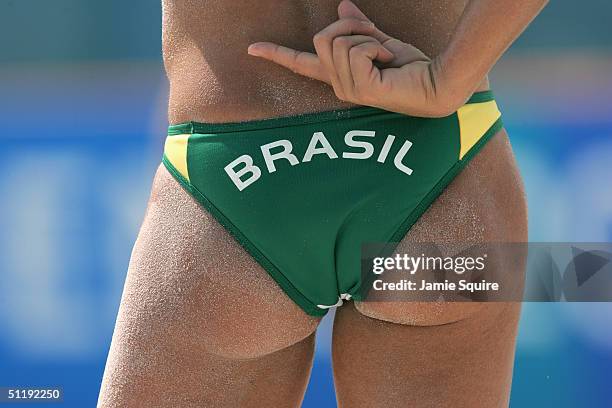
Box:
337 0 371 22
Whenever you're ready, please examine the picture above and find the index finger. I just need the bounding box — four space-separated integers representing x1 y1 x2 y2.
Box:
247 42 330 84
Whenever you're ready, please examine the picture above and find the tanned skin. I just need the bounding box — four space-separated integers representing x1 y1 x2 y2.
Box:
99 1 546 406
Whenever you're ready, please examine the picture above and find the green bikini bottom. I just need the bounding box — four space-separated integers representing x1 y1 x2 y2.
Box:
162 90 503 316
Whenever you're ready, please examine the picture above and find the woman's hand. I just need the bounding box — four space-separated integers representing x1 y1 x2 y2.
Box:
247 0 468 117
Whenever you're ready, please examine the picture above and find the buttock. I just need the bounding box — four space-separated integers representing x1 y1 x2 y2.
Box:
129 165 320 359
354 127 528 325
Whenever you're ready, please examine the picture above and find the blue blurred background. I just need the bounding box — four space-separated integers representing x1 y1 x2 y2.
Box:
1 1 611 407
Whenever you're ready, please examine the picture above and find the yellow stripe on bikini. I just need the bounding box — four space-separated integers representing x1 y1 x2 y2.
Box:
164 134 190 182
457 101 501 160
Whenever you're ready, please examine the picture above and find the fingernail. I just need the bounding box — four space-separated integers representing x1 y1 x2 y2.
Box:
247 45 261 56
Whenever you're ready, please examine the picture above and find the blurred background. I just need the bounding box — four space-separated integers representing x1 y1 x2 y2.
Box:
1 1 611 407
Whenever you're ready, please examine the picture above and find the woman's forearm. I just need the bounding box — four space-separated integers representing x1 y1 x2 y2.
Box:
435 0 549 101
